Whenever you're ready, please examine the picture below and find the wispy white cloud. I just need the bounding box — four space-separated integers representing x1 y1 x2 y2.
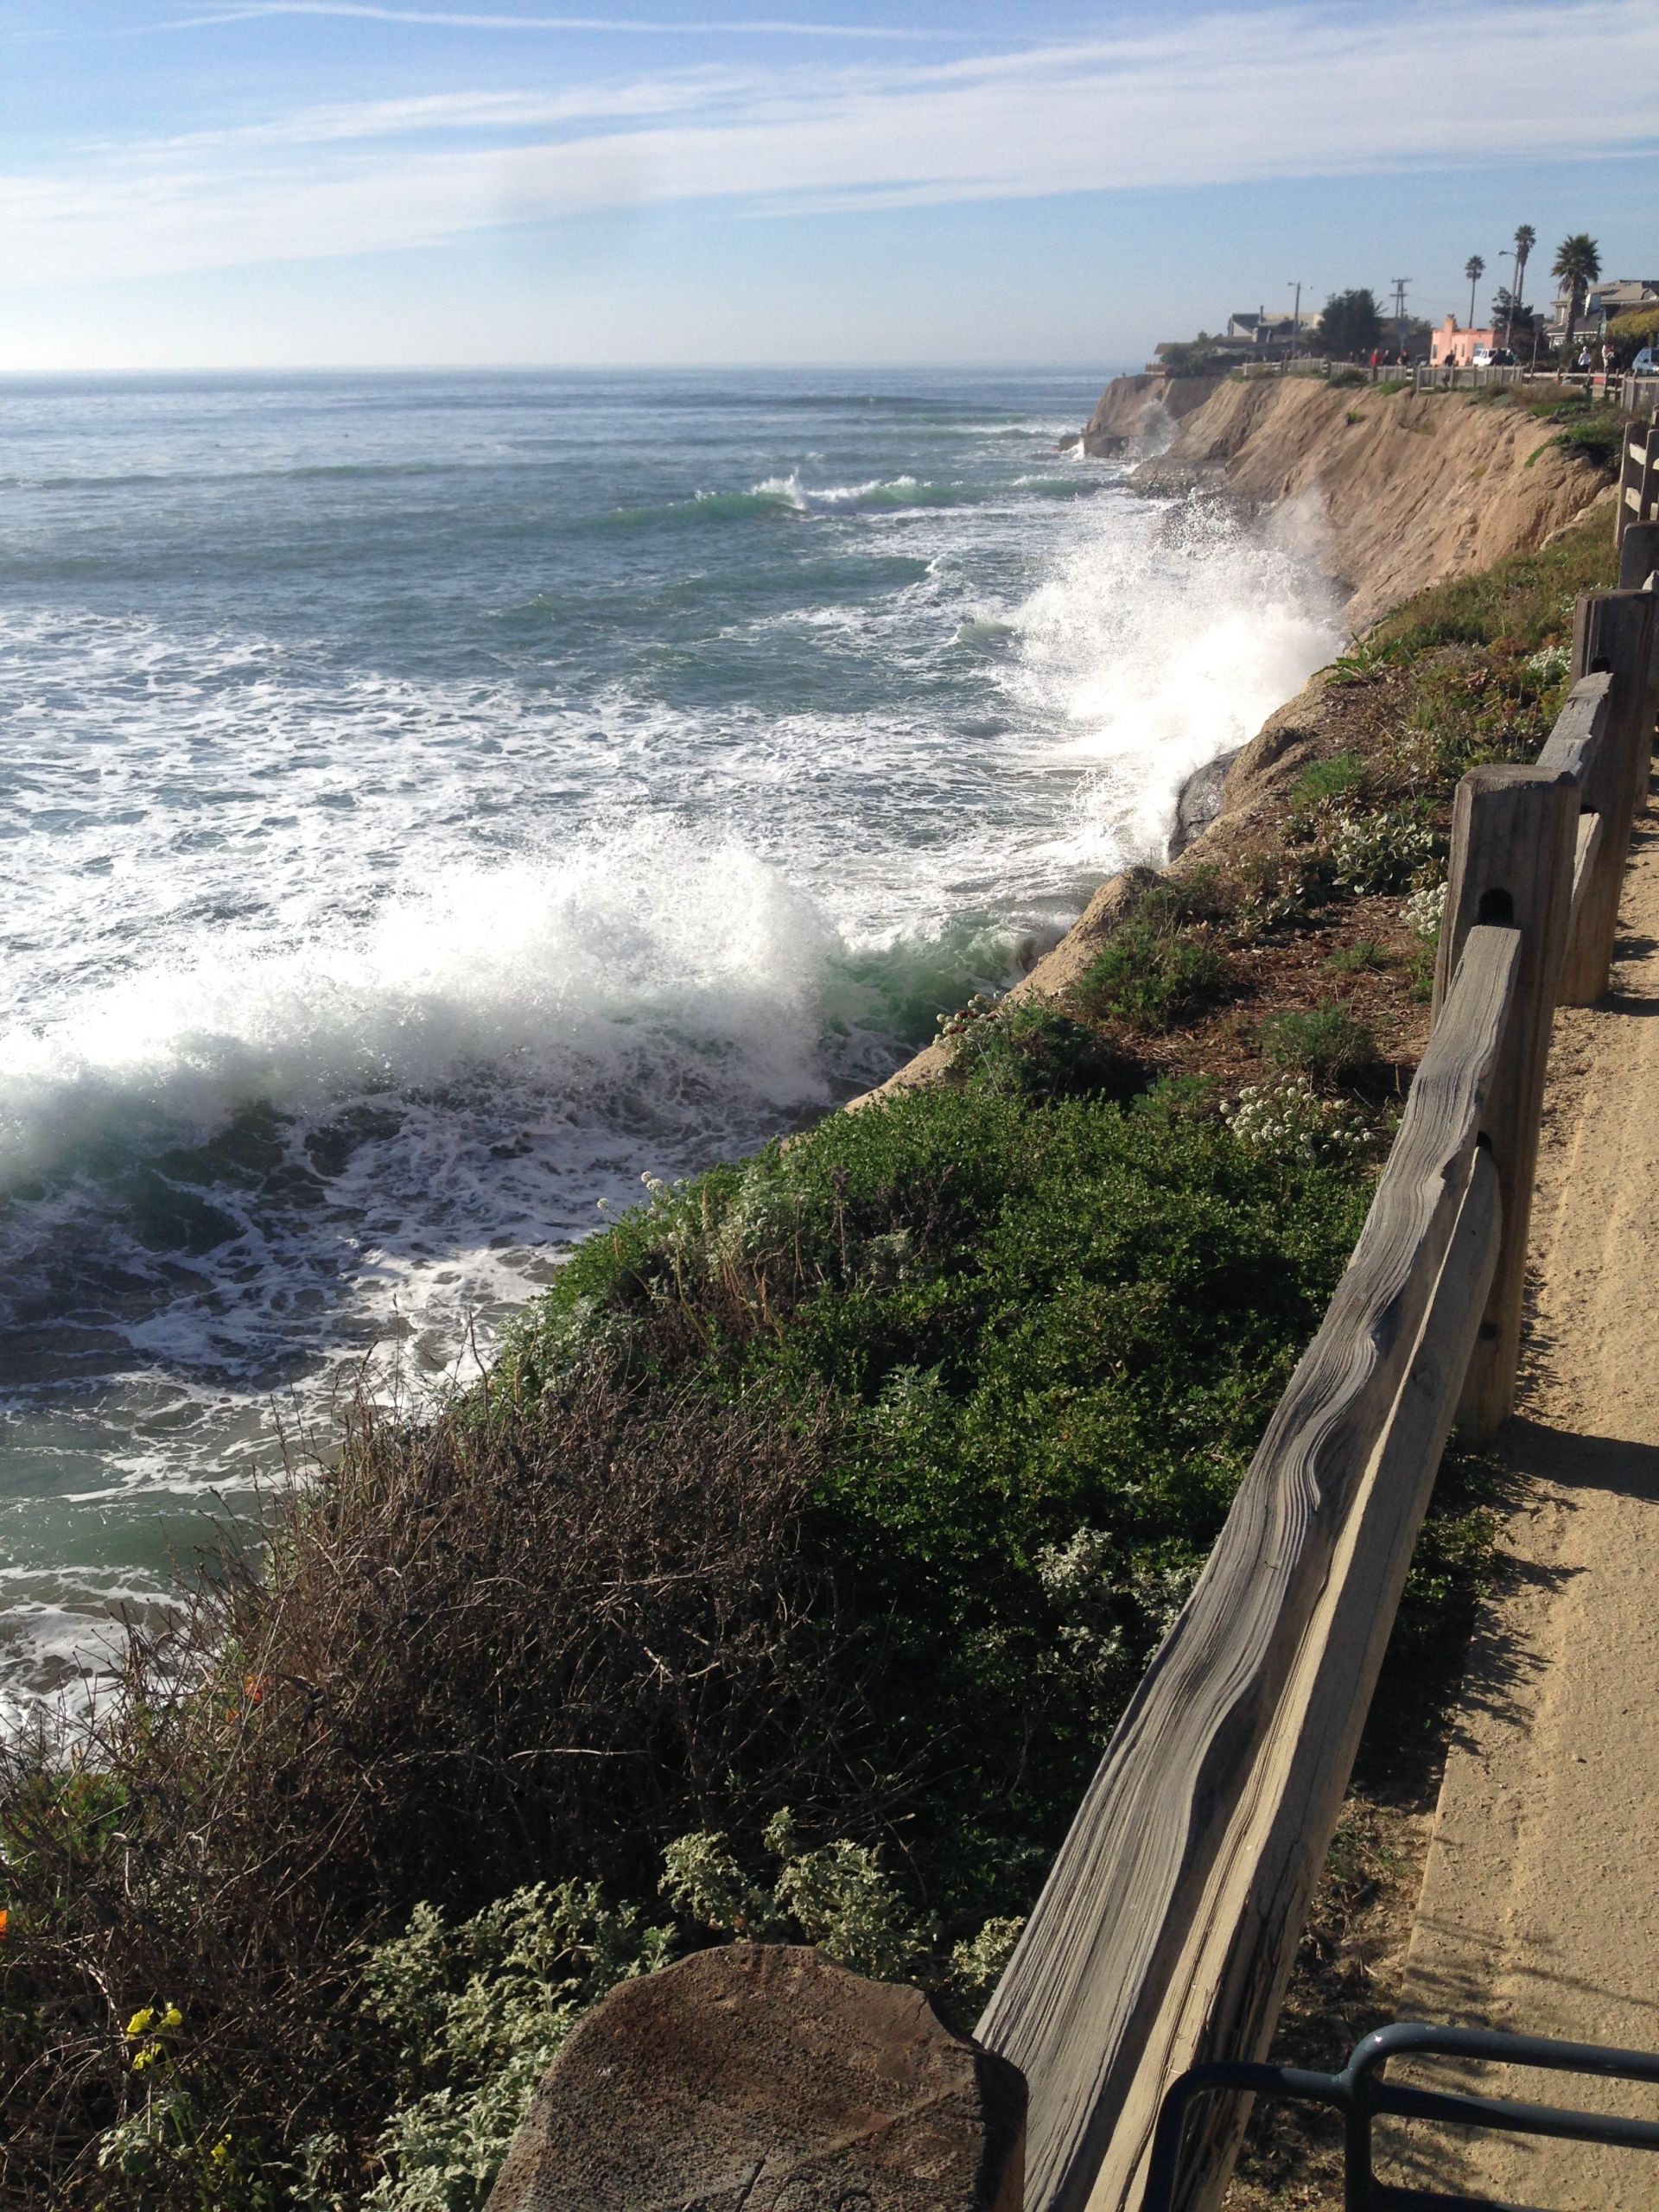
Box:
152 3 956 37
6 2 1657 285
131 73 755 154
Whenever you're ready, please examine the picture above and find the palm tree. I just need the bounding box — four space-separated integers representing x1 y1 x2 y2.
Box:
1465 255 1485 330
1551 232 1602 340
1512 224 1535 315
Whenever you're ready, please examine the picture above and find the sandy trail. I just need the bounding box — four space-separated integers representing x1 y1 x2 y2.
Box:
1389 798 1659 2207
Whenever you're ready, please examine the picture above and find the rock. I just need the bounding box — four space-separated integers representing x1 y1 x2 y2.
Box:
1003 866 1160 1005
1217 670 1338 823
486 1943 1027 2212
1169 747 1243 856
1079 372 1224 457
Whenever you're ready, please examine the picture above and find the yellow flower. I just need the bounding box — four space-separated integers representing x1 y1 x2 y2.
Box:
126 2007 155 2039
212 2138 232 2164
159 2004 182 2032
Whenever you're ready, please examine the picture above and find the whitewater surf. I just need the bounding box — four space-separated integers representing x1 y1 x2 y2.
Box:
0 366 1341 1713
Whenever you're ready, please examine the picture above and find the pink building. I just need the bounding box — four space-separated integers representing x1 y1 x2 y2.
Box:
1430 315 1497 367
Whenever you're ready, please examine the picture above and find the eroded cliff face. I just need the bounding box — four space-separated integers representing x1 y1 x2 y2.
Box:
1128 377 1610 626
1079 372 1223 455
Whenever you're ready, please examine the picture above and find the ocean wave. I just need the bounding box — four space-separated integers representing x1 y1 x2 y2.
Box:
0 823 849 1195
588 469 1090 531
1009 492 1344 864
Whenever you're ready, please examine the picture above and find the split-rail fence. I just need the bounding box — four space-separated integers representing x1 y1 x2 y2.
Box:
546 521 1659 2212
973 521 1659 2210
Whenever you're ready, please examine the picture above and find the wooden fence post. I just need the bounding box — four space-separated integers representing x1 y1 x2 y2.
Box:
1558 591 1657 1004
1433 766 1577 1440
1618 518 1659 592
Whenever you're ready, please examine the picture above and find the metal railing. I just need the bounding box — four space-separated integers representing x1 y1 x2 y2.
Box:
1145 2023 1659 2212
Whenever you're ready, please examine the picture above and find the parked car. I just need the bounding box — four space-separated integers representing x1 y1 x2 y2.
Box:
1471 346 1497 367
1634 347 1656 375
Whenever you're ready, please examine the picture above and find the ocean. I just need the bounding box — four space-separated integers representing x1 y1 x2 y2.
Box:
0 366 1342 1716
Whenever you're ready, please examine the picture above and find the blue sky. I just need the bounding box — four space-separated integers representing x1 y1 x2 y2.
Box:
3 0 1657 370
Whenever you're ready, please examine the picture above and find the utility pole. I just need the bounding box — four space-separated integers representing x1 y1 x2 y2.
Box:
1390 278 1410 360
1287 280 1303 373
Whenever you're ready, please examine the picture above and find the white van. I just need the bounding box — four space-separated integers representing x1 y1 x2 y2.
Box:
1635 347 1656 375
1471 346 1495 367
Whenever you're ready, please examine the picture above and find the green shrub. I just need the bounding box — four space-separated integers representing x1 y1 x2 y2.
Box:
1258 1002 1377 1084
1328 807 1441 895
1295 751 1369 809
1535 409 1624 473
1608 305 1659 360
1074 920 1224 1029
502 1084 1369 1917
1325 639 1400 688
1324 938 1389 975
1370 513 1615 660
954 1004 1141 1101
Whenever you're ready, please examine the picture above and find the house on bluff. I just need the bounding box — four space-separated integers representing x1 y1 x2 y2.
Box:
1430 314 1497 367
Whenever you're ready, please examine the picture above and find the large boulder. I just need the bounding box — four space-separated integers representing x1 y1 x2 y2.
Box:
486 1942 1026 2212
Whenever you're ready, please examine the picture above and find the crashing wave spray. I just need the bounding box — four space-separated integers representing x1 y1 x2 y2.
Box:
1008 492 1343 868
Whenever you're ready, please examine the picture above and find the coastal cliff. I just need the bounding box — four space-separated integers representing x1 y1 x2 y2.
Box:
1078 371 1222 454
1130 375 1610 625
853 385 1615 1109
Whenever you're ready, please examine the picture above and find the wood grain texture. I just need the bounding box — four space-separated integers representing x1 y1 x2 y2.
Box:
1433 768 1577 1438
1569 812 1605 945
1616 520 1659 594
976 927 1518 2212
1560 594 1656 1004
1135 1147 1502 2212
1534 670 1610 785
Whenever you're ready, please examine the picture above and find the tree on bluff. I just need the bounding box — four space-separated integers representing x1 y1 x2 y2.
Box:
1320 289 1383 360
1551 233 1602 331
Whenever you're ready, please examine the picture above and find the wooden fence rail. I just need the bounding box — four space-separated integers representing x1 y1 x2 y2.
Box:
976 549 1659 2210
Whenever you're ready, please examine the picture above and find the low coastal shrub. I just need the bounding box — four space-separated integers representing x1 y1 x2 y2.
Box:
1 1083 1370 2208
951 1002 1141 1100
1370 514 1613 664
1324 938 1389 975
1533 408 1624 473
1294 750 1369 809
1259 1002 1377 1084
1075 916 1224 1028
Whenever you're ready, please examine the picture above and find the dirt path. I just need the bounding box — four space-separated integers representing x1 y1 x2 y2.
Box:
1389 800 1659 2206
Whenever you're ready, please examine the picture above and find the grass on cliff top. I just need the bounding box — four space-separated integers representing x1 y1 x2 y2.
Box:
0 509 1617 2212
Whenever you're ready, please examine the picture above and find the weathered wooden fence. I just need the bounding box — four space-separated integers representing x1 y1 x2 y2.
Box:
974 550 1659 2212
1230 358 1659 416
1618 414 1659 547
1410 364 1659 414
493 531 1659 2212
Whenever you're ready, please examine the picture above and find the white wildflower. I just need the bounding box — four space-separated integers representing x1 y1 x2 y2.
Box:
1403 881 1446 943
1223 1073 1368 1165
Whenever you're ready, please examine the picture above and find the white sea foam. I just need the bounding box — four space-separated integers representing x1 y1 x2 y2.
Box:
0 373 1346 1713
1011 493 1343 865
0 823 840 1189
